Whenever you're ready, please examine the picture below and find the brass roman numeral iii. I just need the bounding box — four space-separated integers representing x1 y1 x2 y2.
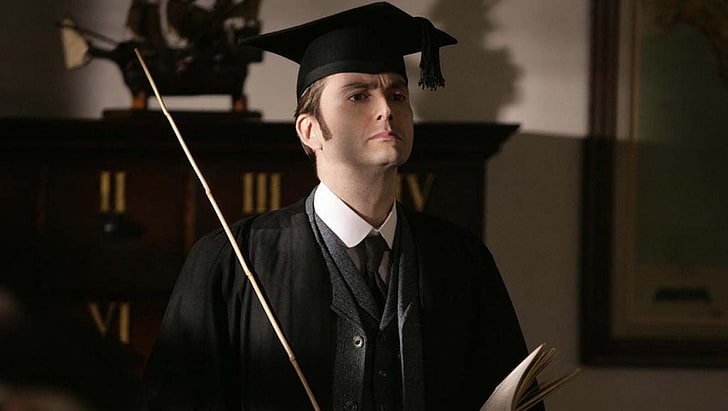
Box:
242 172 281 214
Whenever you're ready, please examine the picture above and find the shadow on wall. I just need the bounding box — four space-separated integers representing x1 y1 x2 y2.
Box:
410 0 521 122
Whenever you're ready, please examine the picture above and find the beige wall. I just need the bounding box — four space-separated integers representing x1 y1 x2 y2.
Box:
0 0 590 134
487 132 728 410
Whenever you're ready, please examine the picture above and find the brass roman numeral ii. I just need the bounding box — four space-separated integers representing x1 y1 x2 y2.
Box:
99 170 127 213
242 172 281 214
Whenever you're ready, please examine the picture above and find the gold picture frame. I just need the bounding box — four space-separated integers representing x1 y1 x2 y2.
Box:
581 0 728 367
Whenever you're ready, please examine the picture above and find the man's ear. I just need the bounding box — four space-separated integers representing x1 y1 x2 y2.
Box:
295 114 323 153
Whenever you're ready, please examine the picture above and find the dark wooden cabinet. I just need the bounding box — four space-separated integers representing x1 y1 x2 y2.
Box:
0 114 516 372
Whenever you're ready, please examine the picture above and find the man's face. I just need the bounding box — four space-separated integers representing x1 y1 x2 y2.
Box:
314 71 414 172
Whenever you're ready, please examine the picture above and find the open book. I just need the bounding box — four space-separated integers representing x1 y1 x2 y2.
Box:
480 344 581 411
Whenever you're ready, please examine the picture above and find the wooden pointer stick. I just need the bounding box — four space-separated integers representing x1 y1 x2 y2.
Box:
133 48 321 411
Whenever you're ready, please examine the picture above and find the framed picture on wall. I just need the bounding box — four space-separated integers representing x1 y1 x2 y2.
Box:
581 0 728 367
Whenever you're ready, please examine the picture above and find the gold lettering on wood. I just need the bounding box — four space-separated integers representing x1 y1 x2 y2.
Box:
242 172 282 214
99 171 127 213
118 302 130 344
87 301 131 344
115 171 126 213
100 171 111 212
397 173 435 211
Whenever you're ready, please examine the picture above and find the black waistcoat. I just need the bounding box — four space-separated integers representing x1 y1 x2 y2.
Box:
308 201 403 411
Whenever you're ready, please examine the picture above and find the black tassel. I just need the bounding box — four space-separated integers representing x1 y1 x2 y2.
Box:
415 17 446 91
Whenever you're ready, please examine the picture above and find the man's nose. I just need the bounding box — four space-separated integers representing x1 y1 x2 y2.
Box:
375 95 393 121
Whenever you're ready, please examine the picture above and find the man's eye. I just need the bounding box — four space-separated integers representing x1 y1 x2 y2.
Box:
349 93 368 101
392 93 406 102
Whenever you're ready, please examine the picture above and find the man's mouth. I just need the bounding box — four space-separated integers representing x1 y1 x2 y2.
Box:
370 131 400 141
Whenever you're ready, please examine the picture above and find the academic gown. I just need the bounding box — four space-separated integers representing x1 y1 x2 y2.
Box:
143 194 535 411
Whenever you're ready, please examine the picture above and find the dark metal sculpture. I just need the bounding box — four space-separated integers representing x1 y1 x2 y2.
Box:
59 0 264 112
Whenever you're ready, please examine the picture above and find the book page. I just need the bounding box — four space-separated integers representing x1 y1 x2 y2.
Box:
480 344 545 411
517 368 582 411
480 344 581 411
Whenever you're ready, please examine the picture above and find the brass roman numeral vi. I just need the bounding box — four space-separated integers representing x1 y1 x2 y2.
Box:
87 301 131 344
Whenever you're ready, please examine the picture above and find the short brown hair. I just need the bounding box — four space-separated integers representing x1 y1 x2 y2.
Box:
294 77 330 160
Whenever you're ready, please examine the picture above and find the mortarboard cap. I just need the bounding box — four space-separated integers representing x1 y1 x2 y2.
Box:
239 2 457 98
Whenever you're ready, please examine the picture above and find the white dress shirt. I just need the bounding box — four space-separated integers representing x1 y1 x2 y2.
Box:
314 182 397 282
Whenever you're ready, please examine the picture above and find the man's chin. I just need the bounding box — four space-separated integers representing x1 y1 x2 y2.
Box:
376 152 410 168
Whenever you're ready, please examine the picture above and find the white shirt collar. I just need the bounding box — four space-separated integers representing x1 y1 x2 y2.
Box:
314 182 397 249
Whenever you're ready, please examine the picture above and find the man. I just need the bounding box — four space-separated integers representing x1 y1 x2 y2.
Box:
143 2 538 410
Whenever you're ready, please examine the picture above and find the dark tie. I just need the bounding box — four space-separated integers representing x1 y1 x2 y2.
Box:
360 234 388 309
